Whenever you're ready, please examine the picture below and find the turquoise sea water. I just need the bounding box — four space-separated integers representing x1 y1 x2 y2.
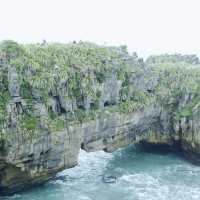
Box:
2 145 200 200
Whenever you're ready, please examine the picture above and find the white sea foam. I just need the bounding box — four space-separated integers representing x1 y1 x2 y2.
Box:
117 172 200 200
2 149 200 200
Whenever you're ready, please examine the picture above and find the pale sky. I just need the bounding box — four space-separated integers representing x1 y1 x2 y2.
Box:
0 0 200 58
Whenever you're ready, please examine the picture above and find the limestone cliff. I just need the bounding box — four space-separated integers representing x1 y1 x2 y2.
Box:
0 40 200 195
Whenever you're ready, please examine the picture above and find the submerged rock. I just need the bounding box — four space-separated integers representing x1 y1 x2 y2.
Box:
102 175 117 183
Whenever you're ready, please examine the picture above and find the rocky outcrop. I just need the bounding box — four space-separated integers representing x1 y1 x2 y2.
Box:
1 40 200 195
0 105 168 195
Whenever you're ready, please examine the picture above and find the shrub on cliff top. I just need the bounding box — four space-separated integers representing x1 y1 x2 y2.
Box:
0 40 25 60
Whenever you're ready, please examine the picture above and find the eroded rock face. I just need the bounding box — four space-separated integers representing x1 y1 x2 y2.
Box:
174 108 200 164
1 41 200 195
0 103 195 195
0 127 82 195
0 105 164 195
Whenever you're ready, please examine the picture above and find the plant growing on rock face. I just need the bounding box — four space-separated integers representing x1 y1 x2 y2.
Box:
48 116 65 132
0 68 10 133
22 115 38 131
2 39 200 134
119 86 130 101
154 66 200 105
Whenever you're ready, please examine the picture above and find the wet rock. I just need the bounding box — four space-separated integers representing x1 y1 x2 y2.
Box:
102 174 117 183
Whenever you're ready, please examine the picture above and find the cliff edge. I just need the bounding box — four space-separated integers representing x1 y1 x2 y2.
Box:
0 40 200 195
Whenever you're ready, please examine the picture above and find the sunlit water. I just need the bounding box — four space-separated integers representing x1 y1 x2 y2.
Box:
2 145 200 200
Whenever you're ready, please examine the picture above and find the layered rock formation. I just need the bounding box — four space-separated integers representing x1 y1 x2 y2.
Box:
0 40 200 195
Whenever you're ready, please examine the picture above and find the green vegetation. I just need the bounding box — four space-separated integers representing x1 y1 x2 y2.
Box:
146 54 199 65
152 65 200 104
0 70 10 132
21 114 39 131
117 91 156 113
151 64 200 121
176 109 193 119
49 116 65 132
1 39 200 140
0 40 25 60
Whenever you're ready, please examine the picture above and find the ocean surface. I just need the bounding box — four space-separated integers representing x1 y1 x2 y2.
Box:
2 145 200 200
